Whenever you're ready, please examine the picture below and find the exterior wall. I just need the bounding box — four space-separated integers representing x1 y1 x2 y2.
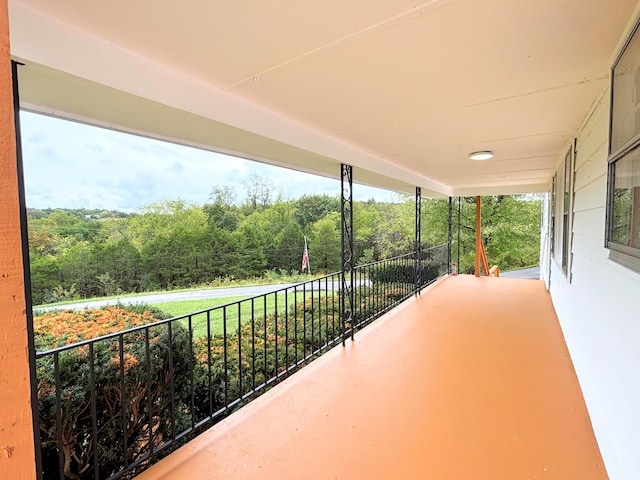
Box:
547 91 640 480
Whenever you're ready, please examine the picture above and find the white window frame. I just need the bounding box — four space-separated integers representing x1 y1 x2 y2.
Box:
550 142 575 280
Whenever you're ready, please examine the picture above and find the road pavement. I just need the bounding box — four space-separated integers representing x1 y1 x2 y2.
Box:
34 283 300 312
34 280 357 313
500 266 540 279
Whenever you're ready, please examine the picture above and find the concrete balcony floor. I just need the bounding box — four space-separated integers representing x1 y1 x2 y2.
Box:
137 275 606 480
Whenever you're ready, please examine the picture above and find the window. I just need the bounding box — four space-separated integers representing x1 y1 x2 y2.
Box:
550 139 576 281
562 145 574 276
609 150 640 249
550 143 574 279
607 20 640 271
550 173 556 257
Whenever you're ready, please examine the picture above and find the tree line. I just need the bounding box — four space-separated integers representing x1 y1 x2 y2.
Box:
27 180 542 304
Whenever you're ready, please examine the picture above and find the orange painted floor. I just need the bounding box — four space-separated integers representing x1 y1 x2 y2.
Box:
136 275 607 480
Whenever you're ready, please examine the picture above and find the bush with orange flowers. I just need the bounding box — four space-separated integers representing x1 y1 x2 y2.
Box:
35 304 193 480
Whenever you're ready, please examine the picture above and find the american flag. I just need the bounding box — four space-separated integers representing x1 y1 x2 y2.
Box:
301 237 310 273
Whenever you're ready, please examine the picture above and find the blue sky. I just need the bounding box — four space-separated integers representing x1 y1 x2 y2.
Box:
20 111 396 211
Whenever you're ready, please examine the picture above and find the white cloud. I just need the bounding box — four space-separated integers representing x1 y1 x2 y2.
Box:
20 111 396 211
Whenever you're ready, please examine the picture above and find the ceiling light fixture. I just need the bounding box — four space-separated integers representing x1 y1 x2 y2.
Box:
469 150 494 161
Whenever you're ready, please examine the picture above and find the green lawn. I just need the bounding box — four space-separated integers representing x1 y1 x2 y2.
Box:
154 290 332 339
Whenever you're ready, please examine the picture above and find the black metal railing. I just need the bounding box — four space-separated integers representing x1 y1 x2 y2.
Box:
35 244 449 480
352 243 448 331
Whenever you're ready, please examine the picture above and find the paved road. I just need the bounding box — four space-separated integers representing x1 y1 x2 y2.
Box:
34 283 300 313
500 266 540 279
34 280 356 313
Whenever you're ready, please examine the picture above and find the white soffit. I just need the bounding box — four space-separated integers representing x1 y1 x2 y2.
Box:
8 0 639 196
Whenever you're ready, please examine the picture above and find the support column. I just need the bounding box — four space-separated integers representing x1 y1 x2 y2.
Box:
447 197 453 274
340 164 354 344
0 2 38 477
414 187 421 295
457 197 461 271
475 196 481 277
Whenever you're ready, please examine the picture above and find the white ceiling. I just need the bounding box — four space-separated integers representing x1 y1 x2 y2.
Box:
8 0 640 197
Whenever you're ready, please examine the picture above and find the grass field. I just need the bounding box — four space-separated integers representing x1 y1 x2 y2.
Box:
155 290 334 339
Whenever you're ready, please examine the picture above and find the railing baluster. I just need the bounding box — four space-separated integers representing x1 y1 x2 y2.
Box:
54 352 64 480
323 276 328 346
89 343 100 480
223 306 228 410
310 280 314 354
251 298 256 392
189 315 195 428
331 274 340 338
263 296 267 383
145 328 153 456
274 292 279 378
303 282 307 358
238 302 242 398
207 310 212 417
285 288 289 370
168 322 175 440
119 334 128 469
294 286 298 365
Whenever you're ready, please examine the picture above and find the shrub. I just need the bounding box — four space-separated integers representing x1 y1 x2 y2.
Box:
35 306 192 480
369 262 440 285
192 294 342 421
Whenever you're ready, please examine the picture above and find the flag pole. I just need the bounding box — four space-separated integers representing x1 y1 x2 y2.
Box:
302 236 310 274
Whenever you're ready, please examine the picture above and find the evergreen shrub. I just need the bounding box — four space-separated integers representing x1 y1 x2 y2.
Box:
36 306 192 480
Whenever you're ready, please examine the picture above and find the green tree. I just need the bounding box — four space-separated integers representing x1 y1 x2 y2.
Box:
353 201 382 263
232 223 267 277
241 174 277 213
309 212 341 272
451 196 542 274
126 200 210 288
482 195 541 270
92 237 143 294
29 253 60 304
262 202 304 271
56 241 100 298
372 199 414 258
204 185 239 231
205 224 240 279
293 194 340 231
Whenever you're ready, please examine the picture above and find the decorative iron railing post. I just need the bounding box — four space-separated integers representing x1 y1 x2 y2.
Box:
414 187 422 295
457 197 461 271
340 164 354 344
448 196 453 274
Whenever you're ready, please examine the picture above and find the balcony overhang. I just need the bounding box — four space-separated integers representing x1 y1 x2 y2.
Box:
136 276 606 480
9 0 639 197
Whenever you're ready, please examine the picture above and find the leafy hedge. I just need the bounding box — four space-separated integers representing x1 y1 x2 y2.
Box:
36 306 192 480
35 300 343 479
368 261 441 285
192 295 341 421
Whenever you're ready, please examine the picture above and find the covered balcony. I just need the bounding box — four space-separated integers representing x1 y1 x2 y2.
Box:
2 1 640 479
137 275 605 480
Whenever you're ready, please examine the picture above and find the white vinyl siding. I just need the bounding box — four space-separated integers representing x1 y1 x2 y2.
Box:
549 90 640 480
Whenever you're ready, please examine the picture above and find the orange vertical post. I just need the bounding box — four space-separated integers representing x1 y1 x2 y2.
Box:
0 0 37 477
475 196 481 277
